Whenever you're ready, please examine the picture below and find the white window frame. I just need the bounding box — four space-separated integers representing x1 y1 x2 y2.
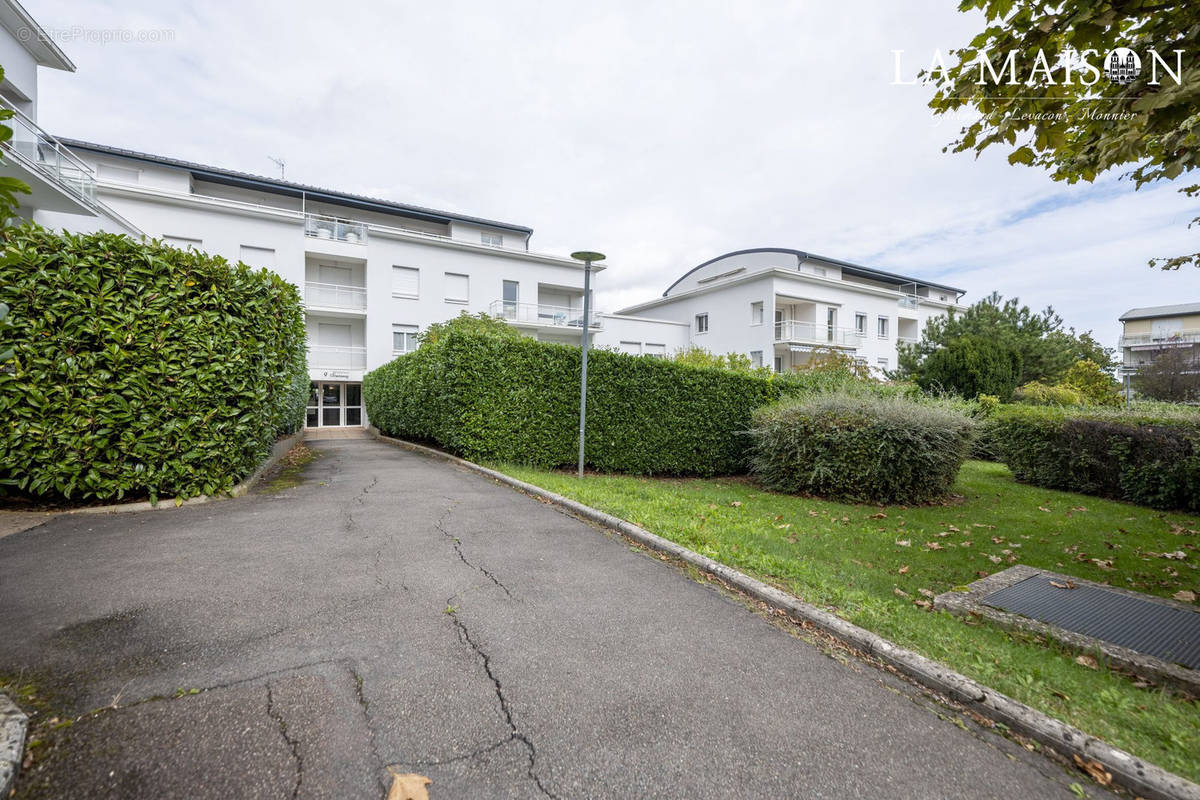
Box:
481 232 504 247
644 343 666 358
877 316 890 339
750 350 763 368
854 313 867 335
392 266 420 299
695 313 709 334
877 357 889 371
444 272 469 304
619 340 642 355
750 301 764 326
392 324 419 355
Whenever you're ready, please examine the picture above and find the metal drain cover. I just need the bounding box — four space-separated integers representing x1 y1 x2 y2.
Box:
983 575 1200 670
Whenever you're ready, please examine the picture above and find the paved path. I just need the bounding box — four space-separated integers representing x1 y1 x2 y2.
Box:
0 439 1107 799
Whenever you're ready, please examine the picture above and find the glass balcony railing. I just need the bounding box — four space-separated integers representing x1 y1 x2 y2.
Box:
489 300 603 329
774 321 863 348
308 345 367 370
304 281 367 310
0 96 98 209
304 213 368 244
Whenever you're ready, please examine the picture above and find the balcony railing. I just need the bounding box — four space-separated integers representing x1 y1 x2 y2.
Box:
0 96 98 209
898 295 919 310
304 281 367 310
304 213 368 245
774 321 862 348
489 300 603 329
308 345 366 370
1120 330 1200 348
897 335 919 345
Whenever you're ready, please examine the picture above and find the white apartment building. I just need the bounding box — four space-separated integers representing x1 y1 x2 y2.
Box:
1 0 962 430
619 248 965 374
1118 303 1200 376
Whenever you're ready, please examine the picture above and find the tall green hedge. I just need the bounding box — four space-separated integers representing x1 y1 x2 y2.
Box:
992 405 1200 510
750 393 975 504
917 336 1022 401
0 225 307 501
363 330 779 475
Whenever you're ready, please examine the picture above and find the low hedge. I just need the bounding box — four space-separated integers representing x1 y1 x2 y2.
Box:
0 225 307 501
363 329 779 475
992 405 1200 510
749 393 975 504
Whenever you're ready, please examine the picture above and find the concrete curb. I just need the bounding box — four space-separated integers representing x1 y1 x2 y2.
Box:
0 693 27 800
369 428 1200 800
48 431 305 517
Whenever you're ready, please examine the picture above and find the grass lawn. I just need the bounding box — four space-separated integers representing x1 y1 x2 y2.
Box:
498 459 1200 782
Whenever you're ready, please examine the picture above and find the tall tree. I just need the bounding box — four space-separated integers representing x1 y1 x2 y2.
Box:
898 291 1115 384
1133 347 1200 401
926 1 1200 269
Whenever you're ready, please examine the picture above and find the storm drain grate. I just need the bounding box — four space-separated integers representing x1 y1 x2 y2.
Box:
983 575 1200 670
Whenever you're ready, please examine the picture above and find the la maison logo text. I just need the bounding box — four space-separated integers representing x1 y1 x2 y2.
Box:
891 47 1185 87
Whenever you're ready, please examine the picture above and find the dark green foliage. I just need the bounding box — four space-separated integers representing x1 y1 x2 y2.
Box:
0 225 307 501
364 329 779 475
1134 347 1200 403
749 393 975 504
916 335 1022 401
992 405 1200 511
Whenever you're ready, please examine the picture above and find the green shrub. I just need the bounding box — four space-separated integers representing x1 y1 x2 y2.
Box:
1013 380 1087 406
992 405 1200 510
0 226 307 501
364 327 779 475
1061 359 1122 406
749 393 975 504
917 336 1022 401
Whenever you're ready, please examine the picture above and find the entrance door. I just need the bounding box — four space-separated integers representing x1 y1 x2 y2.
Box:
305 381 364 427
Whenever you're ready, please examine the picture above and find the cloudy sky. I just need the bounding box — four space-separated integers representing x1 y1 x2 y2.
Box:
31 0 1199 350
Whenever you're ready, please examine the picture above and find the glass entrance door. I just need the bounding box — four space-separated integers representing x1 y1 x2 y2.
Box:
305 382 364 427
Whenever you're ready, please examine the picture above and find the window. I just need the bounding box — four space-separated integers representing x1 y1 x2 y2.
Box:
239 245 275 268
444 272 469 304
854 313 867 335
392 266 419 298
695 313 709 334
750 350 763 368
877 357 889 371
502 280 519 315
163 235 201 250
318 322 352 347
319 264 351 285
877 316 890 339
644 343 666 358
98 163 139 183
481 232 504 247
619 341 642 355
774 356 783 373
393 324 419 354
750 301 764 326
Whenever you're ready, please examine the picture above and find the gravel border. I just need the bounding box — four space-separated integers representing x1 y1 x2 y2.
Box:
369 428 1200 800
0 693 27 799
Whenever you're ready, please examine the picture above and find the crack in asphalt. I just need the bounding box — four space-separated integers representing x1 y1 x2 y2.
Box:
350 665 390 796
434 502 513 599
266 685 304 800
448 612 556 799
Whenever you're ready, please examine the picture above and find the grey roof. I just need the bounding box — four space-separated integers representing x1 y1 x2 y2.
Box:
1119 302 1200 321
58 138 534 235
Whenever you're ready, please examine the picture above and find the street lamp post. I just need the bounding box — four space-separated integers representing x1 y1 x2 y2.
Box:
570 251 604 478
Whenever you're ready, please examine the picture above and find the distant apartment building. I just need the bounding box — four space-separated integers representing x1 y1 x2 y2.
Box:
1 0 962 430
1118 303 1200 375
618 249 965 374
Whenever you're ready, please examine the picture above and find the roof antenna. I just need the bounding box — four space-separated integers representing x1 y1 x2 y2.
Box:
267 156 286 179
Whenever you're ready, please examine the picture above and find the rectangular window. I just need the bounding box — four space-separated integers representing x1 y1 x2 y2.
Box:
392 324 419 354
877 357 889 371
318 264 352 285
855 313 867 335
774 356 783 373
481 232 504 247
239 245 275 268
619 341 642 355
444 272 469 304
644 343 666 358
392 266 419 298
750 301 764 326
877 316 889 339
162 235 201 250
695 313 709 334
98 163 139 183
502 280 519 314
318 322 352 347
750 350 763 368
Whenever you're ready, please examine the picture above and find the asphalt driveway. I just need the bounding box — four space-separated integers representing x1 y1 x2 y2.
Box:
0 438 1110 798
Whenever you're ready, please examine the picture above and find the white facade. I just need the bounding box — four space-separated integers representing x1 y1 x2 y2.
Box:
618 249 964 375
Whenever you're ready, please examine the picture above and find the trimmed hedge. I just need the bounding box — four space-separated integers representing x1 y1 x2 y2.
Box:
0 226 307 501
917 336 1022 401
363 329 779 475
749 393 975 504
992 405 1200 510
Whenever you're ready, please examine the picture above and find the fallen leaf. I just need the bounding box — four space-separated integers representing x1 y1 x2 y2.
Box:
1174 590 1196 602
1051 690 1070 701
919 588 936 599
947 525 961 533
925 542 944 551
1073 754 1112 786
960 541 972 547
1091 559 1114 570
895 539 911 547
987 555 1002 564
387 771 432 800
1038 506 1052 513
1071 506 1088 513
975 571 990 578
1075 654 1099 670
1161 551 1188 560
1050 580 1078 590
893 587 911 599
870 511 888 519
729 501 742 508
808 510 818 517
897 565 909 574
914 599 933 611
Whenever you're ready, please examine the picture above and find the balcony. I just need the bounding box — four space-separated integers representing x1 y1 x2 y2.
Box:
774 321 862 349
1120 331 1200 349
308 345 366 370
305 281 367 311
304 213 368 245
0 95 99 213
489 300 603 329
897 335 919 345
898 294 919 310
